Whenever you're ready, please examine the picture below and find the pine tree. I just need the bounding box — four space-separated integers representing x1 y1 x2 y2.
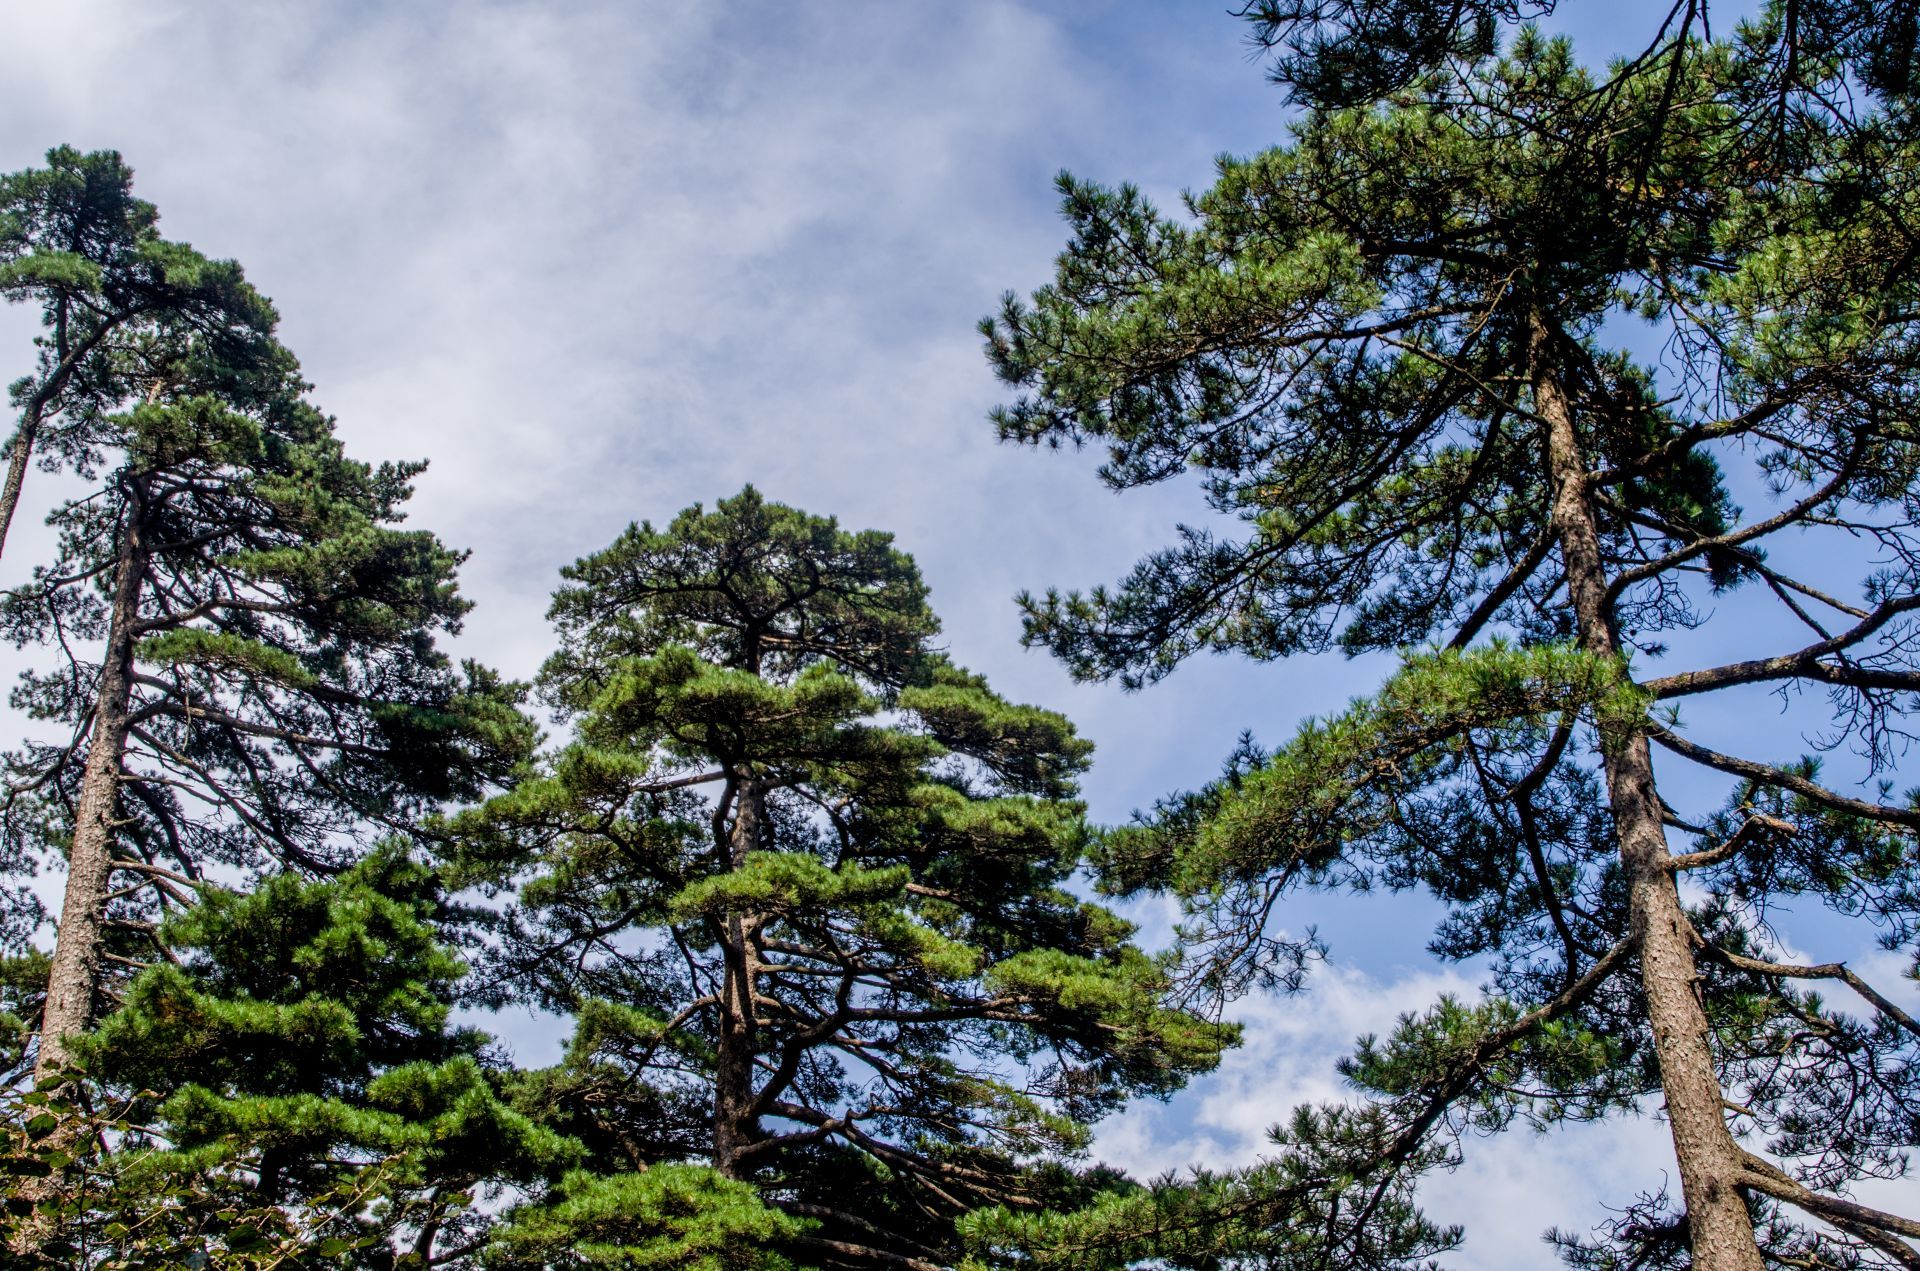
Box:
454 487 1228 1270
977 5 1920 1266
49 846 577 1270
0 147 275 558
0 148 534 1088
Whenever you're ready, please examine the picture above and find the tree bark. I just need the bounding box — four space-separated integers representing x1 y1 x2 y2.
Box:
34 481 148 1082
0 403 46 563
712 775 765 1178
1531 311 1765 1270
0 296 89 562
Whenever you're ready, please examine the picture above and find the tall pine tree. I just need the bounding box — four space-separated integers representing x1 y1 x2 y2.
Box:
456 488 1227 1270
977 5 1920 1266
0 147 533 1088
0 147 275 557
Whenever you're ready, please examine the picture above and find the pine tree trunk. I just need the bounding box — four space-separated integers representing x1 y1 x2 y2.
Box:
0 300 78 563
0 405 44 564
34 484 148 1082
712 775 764 1178
1531 313 1763 1269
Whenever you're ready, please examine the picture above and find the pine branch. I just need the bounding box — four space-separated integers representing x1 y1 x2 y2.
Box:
1447 524 1556 649
778 1203 945 1261
1700 945 1920 1040
1648 727 1920 827
1642 594 1920 700
1666 811 1795 871
1603 460 1857 601
788 1235 945 1271
1739 1149 1920 1246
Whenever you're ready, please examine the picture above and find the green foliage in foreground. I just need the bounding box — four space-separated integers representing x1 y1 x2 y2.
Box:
0 1079 389 1270
485 1166 809 1271
33 849 572 1268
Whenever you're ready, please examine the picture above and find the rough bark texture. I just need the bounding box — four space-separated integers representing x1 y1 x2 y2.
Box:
34 484 147 1082
1532 313 1765 1270
0 406 44 564
0 297 85 562
712 774 765 1178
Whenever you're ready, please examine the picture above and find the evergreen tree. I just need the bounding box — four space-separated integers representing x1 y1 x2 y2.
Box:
0 147 275 557
0 148 534 1088
0 146 283 983
455 488 1227 1270
53 846 577 1270
977 5 1920 1266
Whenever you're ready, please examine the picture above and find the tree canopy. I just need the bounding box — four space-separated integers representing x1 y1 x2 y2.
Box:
0 146 280 558
977 2 1920 1266
454 487 1228 1270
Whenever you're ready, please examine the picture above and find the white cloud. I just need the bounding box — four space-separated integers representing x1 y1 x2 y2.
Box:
0 0 1365 804
1092 958 1682 1268
1099 961 1481 1173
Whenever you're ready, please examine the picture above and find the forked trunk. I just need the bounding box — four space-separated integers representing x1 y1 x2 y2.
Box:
1531 312 1763 1270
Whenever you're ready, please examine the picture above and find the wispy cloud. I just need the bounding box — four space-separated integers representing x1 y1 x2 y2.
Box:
1093 956 1681 1263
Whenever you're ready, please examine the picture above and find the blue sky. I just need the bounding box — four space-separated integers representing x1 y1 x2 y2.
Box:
0 2 1910 1265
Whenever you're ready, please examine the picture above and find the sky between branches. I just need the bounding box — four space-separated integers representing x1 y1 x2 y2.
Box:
0 2 1912 1264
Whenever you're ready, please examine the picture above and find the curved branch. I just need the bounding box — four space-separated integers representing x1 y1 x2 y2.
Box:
776 1203 945 1263
1603 461 1855 603
1642 594 1920 700
1701 945 1920 1041
1740 1149 1920 1245
787 1235 944 1271
1648 726 1920 828
1447 525 1556 649
1666 812 1795 871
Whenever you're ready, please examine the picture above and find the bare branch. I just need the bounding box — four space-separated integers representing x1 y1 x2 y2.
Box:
1666 812 1795 871
1740 1149 1920 1245
1701 945 1920 1040
1649 727 1920 827
1642 595 1920 700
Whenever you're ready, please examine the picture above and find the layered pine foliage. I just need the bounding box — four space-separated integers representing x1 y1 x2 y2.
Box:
0 160 1231 1261
454 488 1227 1270
974 1 1920 1266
